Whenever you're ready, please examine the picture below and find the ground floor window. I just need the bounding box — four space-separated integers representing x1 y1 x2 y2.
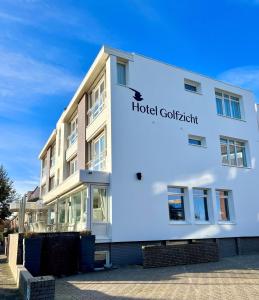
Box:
168 187 186 221
216 190 232 222
193 189 209 222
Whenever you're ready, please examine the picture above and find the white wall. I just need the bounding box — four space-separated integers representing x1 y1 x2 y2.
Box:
110 53 259 242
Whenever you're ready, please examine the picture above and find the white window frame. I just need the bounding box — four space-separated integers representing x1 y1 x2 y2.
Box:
88 132 106 171
192 188 213 224
69 156 78 175
215 90 243 120
215 189 235 224
220 137 248 168
167 186 190 224
117 61 127 86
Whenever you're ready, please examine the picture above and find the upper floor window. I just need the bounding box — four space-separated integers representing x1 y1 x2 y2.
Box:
41 157 47 177
216 190 234 222
88 78 105 124
117 62 126 85
168 187 186 221
49 176 55 191
70 156 78 175
68 115 78 147
184 79 201 94
215 90 242 120
88 133 106 171
220 137 248 167
50 143 56 168
188 135 206 147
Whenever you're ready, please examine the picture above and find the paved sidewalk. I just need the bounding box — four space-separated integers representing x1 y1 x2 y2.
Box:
0 255 21 300
56 254 259 300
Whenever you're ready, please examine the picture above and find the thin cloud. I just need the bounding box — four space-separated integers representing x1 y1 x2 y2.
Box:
0 48 80 115
218 66 259 98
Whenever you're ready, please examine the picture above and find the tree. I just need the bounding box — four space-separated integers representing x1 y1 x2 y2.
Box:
0 165 18 221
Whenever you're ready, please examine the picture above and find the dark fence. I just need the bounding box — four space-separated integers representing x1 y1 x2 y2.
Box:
23 232 95 277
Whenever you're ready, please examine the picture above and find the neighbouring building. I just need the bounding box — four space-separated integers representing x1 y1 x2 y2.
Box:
37 46 259 266
10 186 47 232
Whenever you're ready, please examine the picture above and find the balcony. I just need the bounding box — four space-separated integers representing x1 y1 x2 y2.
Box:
10 200 47 212
66 131 77 161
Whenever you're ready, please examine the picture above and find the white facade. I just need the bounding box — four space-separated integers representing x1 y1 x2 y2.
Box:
38 46 259 244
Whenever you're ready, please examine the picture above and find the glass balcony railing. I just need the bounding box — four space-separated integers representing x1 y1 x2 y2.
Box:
87 95 105 124
67 130 78 147
87 152 106 171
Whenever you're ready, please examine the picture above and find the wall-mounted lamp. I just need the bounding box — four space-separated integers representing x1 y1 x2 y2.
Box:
136 172 142 180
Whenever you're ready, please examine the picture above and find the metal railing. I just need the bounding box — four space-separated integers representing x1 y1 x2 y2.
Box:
87 153 106 171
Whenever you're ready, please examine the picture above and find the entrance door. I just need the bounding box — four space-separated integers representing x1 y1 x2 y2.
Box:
91 185 109 239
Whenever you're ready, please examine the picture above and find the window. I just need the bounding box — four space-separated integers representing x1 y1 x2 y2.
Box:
41 157 47 177
58 129 61 156
168 187 186 221
216 190 233 222
193 189 209 222
188 135 206 147
49 176 55 191
88 79 105 123
48 206 55 225
117 62 126 85
50 144 56 168
88 133 106 171
93 187 107 222
220 137 247 167
70 157 78 175
184 79 201 93
58 198 66 224
68 115 78 146
71 192 81 223
215 91 242 120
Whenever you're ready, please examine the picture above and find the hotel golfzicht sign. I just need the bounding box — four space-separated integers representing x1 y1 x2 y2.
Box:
129 87 198 125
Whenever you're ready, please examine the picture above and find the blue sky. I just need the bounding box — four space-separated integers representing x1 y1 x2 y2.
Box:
1 0 259 195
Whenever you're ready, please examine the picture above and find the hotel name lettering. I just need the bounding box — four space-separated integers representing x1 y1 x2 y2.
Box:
132 102 198 125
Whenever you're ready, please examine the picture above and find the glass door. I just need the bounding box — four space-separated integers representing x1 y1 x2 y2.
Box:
91 185 109 239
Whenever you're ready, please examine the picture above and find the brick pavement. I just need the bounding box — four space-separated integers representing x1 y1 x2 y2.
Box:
55 254 259 300
0 255 21 300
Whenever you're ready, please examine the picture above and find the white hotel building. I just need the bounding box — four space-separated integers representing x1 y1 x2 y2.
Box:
38 46 259 265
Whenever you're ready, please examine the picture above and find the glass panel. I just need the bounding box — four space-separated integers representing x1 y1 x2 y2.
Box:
224 98 231 117
229 144 236 165
58 199 66 224
216 98 223 115
236 146 247 167
231 100 241 119
48 206 55 224
193 190 209 221
221 143 228 165
216 191 230 221
185 83 197 92
117 63 126 85
189 138 201 146
168 195 185 221
82 189 87 223
168 187 184 194
71 192 81 223
93 187 107 222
